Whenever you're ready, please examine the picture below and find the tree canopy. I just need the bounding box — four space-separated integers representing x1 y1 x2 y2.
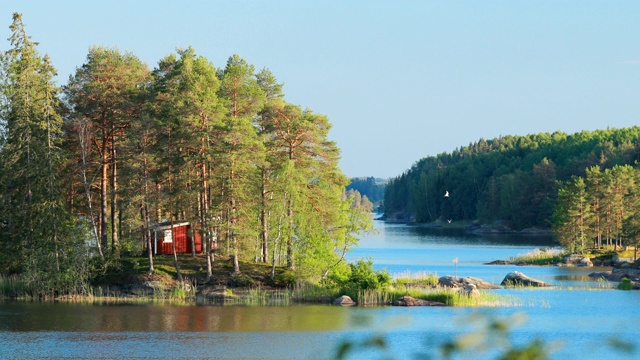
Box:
0 13 371 294
384 128 640 230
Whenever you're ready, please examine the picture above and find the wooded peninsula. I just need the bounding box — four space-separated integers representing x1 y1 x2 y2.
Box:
0 13 373 298
2 13 639 302
384 125 640 255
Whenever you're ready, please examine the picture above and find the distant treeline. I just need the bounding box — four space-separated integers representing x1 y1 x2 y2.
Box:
346 177 387 204
384 127 640 230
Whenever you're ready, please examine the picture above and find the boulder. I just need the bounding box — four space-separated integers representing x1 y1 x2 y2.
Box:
563 255 594 267
127 283 154 296
590 268 640 283
562 254 583 266
612 254 635 265
462 284 480 298
501 271 551 287
393 295 446 306
333 295 356 306
579 257 594 267
438 275 501 289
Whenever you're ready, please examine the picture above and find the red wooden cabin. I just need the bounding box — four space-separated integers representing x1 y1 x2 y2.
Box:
151 221 202 255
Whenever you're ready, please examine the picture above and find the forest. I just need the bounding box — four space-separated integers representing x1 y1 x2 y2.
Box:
0 13 372 294
553 164 640 255
346 176 386 204
384 125 640 234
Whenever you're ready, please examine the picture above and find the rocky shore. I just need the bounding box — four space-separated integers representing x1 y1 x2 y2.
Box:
486 252 640 289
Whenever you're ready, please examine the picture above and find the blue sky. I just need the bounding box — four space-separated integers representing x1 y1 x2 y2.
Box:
3 1 640 179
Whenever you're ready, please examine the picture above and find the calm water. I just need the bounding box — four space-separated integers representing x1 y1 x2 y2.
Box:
2 220 639 359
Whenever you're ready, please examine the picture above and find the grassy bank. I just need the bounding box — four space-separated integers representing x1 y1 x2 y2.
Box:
1 256 523 307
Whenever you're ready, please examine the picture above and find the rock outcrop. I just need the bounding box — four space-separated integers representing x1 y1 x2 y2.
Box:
462 284 480 298
501 271 551 287
333 295 356 306
393 295 446 306
561 254 593 267
438 275 501 289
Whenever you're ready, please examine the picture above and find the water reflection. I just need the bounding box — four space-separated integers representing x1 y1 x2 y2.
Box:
2 221 639 359
0 302 348 332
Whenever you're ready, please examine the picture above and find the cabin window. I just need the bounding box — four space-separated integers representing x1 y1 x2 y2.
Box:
163 229 173 243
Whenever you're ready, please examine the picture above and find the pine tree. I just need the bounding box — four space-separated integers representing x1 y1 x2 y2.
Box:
64 47 149 258
150 47 221 280
216 55 266 274
0 13 80 288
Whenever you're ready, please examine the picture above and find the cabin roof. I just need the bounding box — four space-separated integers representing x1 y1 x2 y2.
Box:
151 221 191 231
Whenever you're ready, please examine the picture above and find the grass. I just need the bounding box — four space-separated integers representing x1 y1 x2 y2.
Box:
344 271 524 307
199 282 337 306
354 286 524 307
511 247 565 265
5 251 633 305
391 270 440 287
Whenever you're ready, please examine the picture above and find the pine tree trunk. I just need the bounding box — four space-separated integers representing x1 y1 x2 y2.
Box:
261 168 269 263
287 197 295 270
111 141 119 257
100 152 109 253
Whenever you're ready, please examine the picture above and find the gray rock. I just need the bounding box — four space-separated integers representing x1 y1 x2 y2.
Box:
438 275 501 289
579 257 593 267
462 284 480 298
612 254 635 264
128 284 154 296
333 295 356 306
393 295 446 306
501 271 551 287
563 254 583 266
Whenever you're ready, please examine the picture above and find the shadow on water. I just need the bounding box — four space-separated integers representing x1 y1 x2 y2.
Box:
399 225 558 247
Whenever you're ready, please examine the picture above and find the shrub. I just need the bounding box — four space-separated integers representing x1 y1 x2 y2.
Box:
617 278 634 290
341 258 390 292
273 270 297 287
169 286 187 299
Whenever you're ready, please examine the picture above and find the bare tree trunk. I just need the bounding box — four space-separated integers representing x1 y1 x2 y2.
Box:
170 220 183 283
231 195 240 275
143 155 154 274
287 197 295 270
101 152 109 254
77 119 103 258
229 164 241 275
260 168 269 263
45 101 60 272
169 201 182 282
201 161 212 282
141 203 154 274
271 197 285 279
110 141 119 257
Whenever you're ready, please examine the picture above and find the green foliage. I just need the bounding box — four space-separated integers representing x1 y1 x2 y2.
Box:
617 278 634 290
169 285 188 299
0 14 371 294
331 258 390 297
385 128 640 231
273 270 297 287
347 177 387 203
553 165 640 251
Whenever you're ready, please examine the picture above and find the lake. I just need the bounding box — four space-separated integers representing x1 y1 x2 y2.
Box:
1 220 639 359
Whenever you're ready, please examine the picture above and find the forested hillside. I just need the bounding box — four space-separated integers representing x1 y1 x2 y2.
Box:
384 127 640 230
346 177 386 204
